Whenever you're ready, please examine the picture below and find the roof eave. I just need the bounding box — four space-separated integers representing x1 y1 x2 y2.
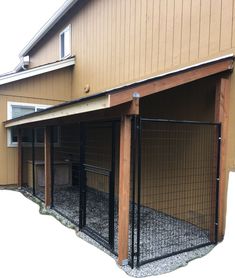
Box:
19 0 79 57
0 57 75 86
4 94 111 128
4 54 234 128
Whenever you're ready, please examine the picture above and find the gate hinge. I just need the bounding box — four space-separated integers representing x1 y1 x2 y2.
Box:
215 222 218 226
216 177 220 181
218 136 222 141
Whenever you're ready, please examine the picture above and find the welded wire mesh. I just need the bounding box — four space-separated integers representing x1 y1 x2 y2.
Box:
33 128 45 201
51 123 80 225
82 122 118 251
21 127 45 201
131 119 219 267
22 127 34 195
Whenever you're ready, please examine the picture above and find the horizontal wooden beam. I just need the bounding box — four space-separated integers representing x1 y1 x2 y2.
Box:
12 100 139 129
4 95 110 128
109 58 233 107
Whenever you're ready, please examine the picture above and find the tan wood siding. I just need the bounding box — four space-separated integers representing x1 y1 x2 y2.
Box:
26 0 235 100
29 33 60 68
0 68 72 102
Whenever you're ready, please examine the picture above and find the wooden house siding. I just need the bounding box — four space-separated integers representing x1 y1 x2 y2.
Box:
0 68 72 102
26 0 235 99
0 68 72 185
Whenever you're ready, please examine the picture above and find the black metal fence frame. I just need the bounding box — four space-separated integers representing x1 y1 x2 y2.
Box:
79 120 118 254
21 116 221 267
21 126 46 203
130 116 221 268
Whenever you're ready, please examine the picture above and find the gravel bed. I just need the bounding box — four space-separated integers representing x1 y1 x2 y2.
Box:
18 186 214 277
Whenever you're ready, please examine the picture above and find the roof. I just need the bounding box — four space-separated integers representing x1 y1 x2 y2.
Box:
19 0 79 57
0 57 75 86
4 54 234 128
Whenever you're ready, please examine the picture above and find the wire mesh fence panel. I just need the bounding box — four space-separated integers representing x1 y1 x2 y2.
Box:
81 121 118 252
134 119 220 267
51 124 80 226
84 166 111 243
22 127 34 195
33 128 45 202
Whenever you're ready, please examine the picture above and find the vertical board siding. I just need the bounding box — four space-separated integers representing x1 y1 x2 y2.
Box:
158 0 167 71
209 0 221 55
27 0 235 99
232 0 235 47
151 0 160 72
181 0 191 65
133 0 141 80
165 0 174 69
189 0 200 62
0 68 72 101
220 0 233 51
172 0 183 66
128 0 136 81
124 0 131 82
199 0 211 58
139 0 147 76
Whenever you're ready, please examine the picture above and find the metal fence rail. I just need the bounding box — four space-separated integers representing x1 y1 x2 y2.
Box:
130 117 221 267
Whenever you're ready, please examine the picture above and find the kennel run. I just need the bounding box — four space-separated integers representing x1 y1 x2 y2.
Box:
18 116 220 267
4 67 229 268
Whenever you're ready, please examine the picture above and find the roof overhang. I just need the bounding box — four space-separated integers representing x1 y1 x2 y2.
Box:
4 94 110 128
4 54 234 128
0 57 75 86
19 0 79 57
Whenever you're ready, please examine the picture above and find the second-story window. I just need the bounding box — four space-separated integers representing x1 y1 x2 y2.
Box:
59 25 71 59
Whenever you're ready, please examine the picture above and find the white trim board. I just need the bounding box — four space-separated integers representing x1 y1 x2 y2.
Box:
0 57 75 86
4 95 110 128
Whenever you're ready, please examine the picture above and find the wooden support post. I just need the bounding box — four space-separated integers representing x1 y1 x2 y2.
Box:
17 128 23 188
118 115 132 266
44 126 52 207
215 74 231 242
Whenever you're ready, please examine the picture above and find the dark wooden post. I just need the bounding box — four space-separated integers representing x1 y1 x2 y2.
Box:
44 126 52 207
118 93 140 266
118 115 132 266
214 74 231 242
17 128 23 188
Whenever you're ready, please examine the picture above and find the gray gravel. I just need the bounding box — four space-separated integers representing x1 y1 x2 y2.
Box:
77 229 214 277
121 245 214 277
19 186 215 277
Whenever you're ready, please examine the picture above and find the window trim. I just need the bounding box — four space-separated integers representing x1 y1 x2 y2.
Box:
7 101 51 147
59 24 71 60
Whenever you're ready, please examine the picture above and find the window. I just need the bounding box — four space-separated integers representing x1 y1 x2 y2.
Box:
59 25 71 59
7 102 50 147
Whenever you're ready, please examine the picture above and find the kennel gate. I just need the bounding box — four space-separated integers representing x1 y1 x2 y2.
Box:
79 121 118 253
130 117 221 267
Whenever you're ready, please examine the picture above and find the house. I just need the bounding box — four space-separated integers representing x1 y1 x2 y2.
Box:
0 0 234 270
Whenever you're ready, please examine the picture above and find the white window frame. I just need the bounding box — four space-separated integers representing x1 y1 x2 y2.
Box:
7 101 51 147
59 24 71 59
